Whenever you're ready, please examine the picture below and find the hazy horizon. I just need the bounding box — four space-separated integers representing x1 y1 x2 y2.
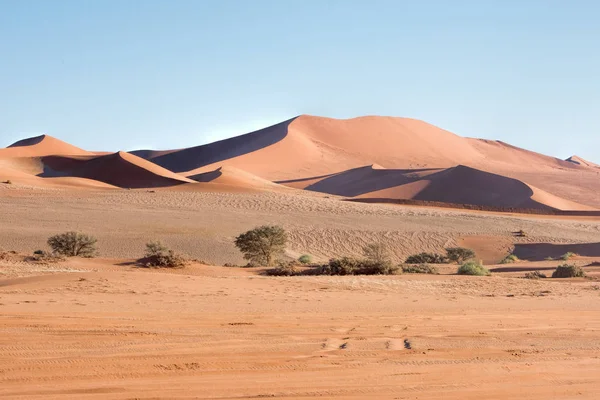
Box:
1 1 598 162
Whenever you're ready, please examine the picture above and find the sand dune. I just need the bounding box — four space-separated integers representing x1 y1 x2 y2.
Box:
127 115 599 209
189 166 287 190
3 117 599 210
2 134 92 157
40 152 195 188
566 155 600 168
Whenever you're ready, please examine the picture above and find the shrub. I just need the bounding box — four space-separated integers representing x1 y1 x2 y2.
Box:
405 252 448 264
142 241 187 268
457 261 490 276
357 260 399 275
552 264 585 278
401 263 439 274
47 231 97 257
446 247 476 264
363 243 391 264
3 180 12 184
234 225 287 267
320 257 360 275
266 261 298 276
515 230 527 237
298 254 312 264
500 254 519 264
560 252 577 261
523 271 547 279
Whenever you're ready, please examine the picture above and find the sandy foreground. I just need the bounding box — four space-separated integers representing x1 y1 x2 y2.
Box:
1 187 600 399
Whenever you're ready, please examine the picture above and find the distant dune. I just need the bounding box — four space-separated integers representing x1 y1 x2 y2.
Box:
2 115 599 211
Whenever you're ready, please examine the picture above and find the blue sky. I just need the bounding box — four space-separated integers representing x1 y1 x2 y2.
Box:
1 0 598 161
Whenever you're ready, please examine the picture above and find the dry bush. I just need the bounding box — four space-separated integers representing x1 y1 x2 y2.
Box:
523 271 547 279
552 264 585 278
266 261 299 276
401 263 439 274
141 241 187 268
500 254 519 264
405 252 448 264
27 250 65 264
47 232 97 257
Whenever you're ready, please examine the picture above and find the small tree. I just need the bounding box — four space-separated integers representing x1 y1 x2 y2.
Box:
363 243 390 264
47 231 97 257
234 225 287 266
446 247 475 264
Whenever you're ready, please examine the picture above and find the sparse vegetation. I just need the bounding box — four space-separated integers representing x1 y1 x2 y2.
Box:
560 252 577 261
266 260 299 276
27 250 65 264
457 261 490 276
405 252 448 264
446 247 476 264
514 229 527 237
552 264 585 278
298 254 312 264
3 180 12 185
141 241 187 268
523 271 547 279
500 254 519 264
234 225 287 267
401 263 439 274
47 231 97 257
363 243 391 264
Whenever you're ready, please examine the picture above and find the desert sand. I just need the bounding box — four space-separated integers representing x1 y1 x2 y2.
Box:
2 115 600 398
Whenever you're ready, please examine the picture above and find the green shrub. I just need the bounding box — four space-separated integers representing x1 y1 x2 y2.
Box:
405 252 448 264
234 225 287 267
401 263 439 274
523 271 547 279
552 264 585 278
560 252 577 261
142 241 187 268
298 254 312 264
446 247 476 264
47 231 97 257
457 261 490 276
500 254 519 264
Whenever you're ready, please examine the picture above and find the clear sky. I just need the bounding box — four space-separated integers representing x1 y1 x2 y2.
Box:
1 0 598 161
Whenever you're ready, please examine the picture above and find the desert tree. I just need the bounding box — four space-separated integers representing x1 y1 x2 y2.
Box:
47 231 97 257
234 225 287 266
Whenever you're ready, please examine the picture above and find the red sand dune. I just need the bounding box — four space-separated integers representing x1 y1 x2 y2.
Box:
3 117 599 211
2 134 92 157
129 115 599 209
189 166 287 191
40 151 195 188
566 155 600 169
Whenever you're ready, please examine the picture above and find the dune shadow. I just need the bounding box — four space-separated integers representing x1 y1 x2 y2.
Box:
132 117 298 173
513 243 600 261
304 166 438 197
489 266 557 273
188 168 223 182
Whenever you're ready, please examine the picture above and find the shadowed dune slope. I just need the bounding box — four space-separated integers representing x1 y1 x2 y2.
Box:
301 164 592 211
189 166 286 190
40 152 194 188
566 155 600 169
